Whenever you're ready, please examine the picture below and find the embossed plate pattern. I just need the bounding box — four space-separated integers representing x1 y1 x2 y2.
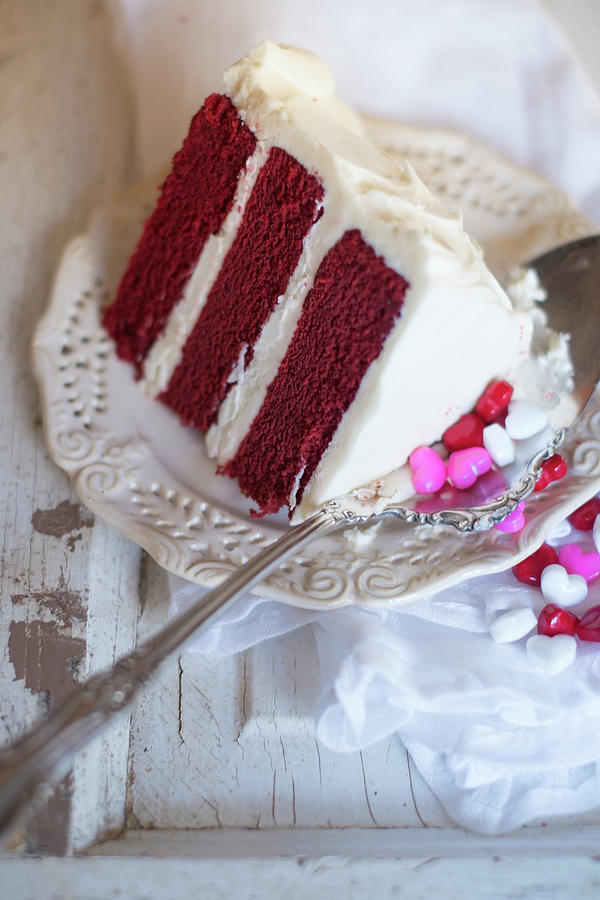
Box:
33 124 600 609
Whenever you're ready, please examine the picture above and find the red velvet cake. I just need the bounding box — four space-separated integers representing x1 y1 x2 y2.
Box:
104 41 531 520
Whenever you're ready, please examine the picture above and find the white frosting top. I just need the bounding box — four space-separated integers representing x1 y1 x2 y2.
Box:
221 43 533 517
224 41 503 269
145 41 533 519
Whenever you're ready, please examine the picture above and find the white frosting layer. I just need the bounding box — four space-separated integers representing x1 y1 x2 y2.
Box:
206 204 341 461
146 41 532 519
143 145 266 395
222 42 530 518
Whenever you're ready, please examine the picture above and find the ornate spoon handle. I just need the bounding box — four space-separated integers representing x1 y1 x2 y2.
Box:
0 507 337 841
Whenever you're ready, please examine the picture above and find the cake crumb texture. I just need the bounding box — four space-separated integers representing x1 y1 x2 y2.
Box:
160 146 324 429
103 94 256 368
225 229 409 515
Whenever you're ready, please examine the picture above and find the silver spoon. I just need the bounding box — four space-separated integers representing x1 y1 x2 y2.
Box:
1 234 599 841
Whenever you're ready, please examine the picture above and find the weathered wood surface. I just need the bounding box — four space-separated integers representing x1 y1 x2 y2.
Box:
7 830 600 900
0 0 140 853
127 556 446 832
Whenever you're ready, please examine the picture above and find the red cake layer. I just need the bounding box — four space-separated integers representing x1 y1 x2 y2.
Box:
160 147 324 430
225 230 410 515
103 94 256 370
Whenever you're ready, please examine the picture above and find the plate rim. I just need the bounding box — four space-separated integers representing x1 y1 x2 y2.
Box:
32 122 600 610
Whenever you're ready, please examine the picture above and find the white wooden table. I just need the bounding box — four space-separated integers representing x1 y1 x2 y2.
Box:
2 2 600 896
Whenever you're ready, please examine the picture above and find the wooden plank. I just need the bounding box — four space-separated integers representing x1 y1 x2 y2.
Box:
0 0 138 854
126 556 448 830
81 823 600 858
2 848 600 900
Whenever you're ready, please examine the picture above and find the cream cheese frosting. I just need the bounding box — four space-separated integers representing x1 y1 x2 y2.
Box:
224 42 530 518
142 41 532 519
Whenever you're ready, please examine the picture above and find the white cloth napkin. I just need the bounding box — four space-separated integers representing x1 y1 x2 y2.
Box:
170 515 600 834
112 0 600 832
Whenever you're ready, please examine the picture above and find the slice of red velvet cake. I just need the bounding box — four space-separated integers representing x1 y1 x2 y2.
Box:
104 41 531 520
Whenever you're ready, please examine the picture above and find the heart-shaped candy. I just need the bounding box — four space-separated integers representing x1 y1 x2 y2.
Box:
568 497 600 531
575 605 600 642
533 454 568 492
526 633 576 674
594 514 600 554
447 447 492 489
476 380 513 423
540 563 588 607
512 543 558 586
505 399 548 440
483 423 514 468
558 544 600 584
537 604 579 637
463 468 508 506
489 607 536 643
409 446 446 494
494 502 525 533
442 413 485 452
546 519 572 542
491 409 508 428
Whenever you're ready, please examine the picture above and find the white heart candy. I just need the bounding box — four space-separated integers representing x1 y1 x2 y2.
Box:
489 608 537 643
594 514 600 554
526 633 576 674
505 399 548 440
540 563 588 608
546 520 572 542
483 423 515 467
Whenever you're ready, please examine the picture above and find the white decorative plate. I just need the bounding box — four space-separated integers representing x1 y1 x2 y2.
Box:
33 123 600 610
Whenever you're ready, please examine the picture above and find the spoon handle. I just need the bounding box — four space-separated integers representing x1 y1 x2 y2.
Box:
0 507 337 843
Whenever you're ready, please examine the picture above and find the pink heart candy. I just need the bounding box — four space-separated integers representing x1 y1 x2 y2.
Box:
447 446 492 490
558 544 600 584
409 446 447 494
494 502 525 533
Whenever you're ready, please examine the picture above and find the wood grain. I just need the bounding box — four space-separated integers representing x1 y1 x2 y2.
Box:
6 829 600 899
126 556 447 831
0 0 137 854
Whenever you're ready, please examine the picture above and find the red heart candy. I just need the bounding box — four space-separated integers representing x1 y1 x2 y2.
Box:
491 410 508 428
568 497 600 531
533 454 568 492
537 603 579 637
476 380 514 423
442 413 485 452
512 543 558 586
575 604 600 642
